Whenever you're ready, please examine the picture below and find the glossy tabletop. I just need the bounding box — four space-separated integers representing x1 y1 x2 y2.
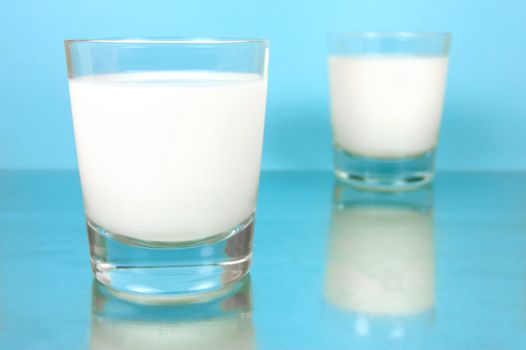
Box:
1 170 526 349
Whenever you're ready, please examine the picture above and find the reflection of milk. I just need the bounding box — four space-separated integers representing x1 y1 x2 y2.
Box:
329 56 448 158
90 278 255 350
326 184 435 316
69 71 267 242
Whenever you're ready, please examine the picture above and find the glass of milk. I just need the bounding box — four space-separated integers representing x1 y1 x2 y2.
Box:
328 32 451 191
64 38 268 298
325 181 435 334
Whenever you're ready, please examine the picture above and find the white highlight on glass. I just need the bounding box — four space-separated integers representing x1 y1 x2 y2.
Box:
68 71 267 242
329 55 448 158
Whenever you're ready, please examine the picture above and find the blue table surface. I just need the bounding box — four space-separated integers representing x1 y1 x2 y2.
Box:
1 170 526 349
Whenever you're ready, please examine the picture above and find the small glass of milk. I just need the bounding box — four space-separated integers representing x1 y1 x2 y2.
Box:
328 32 451 191
65 38 269 298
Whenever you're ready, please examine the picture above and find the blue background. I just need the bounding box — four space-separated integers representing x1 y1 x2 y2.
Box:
1 0 525 170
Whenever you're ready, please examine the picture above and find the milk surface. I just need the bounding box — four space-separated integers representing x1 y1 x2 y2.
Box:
329 55 448 158
68 71 267 242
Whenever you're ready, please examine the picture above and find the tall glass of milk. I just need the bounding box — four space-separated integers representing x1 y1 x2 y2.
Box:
65 38 269 298
328 33 451 191
325 181 435 337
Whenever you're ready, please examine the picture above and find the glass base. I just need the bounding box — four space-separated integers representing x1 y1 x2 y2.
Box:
87 214 254 299
333 146 435 191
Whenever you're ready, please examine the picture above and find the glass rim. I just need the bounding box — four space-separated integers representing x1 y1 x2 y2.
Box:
64 37 269 46
328 32 451 40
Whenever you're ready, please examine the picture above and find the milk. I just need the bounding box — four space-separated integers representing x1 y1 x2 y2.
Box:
68 71 267 242
329 55 448 158
325 206 435 315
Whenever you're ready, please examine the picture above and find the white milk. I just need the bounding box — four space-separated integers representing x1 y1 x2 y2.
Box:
325 207 434 315
68 71 267 242
329 56 448 158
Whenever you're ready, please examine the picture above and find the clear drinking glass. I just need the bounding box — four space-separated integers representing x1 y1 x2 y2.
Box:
328 32 451 191
65 38 269 297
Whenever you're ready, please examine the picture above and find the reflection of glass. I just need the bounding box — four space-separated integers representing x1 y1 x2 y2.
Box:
325 182 435 332
90 277 255 350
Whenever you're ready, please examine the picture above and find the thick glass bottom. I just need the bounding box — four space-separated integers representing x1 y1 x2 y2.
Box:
333 146 435 191
87 214 254 300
